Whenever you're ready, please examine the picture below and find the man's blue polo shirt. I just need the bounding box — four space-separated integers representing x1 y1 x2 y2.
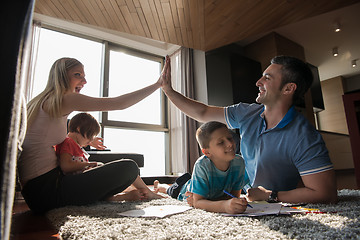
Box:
225 103 333 191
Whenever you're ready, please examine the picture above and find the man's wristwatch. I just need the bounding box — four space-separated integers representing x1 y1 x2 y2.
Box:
267 190 278 203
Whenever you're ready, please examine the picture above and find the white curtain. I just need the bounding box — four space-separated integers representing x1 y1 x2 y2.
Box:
24 21 41 102
169 47 200 174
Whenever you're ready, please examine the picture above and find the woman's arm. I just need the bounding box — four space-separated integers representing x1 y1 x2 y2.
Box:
62 58 169 114
61 81 161 114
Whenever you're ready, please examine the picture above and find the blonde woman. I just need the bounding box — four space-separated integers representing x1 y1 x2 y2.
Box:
18 57 169 213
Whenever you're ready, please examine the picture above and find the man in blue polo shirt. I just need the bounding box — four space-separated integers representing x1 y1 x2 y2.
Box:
161 55 337 204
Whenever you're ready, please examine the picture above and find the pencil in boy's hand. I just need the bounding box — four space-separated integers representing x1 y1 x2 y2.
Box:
223 190 253 208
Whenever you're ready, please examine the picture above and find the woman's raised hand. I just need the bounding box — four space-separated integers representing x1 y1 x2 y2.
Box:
158 55 172 91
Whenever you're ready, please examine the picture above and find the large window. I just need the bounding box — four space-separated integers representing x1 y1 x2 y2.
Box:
31 28 103 106
107 49 162 125
31 27 168 176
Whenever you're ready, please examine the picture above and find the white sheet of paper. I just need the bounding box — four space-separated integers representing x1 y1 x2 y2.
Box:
222 202 283 217
118 205 192 218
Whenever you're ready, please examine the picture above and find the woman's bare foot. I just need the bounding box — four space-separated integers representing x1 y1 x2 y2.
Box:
139 188 165 200
107 189 145 202
153 180 169 194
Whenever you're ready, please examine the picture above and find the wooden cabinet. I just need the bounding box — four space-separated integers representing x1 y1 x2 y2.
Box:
205 44 262 106
319 131 353 170
343 91 360 188
317 76 348 134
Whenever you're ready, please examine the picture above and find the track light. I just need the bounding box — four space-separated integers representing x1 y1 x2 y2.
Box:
333 22 341 32
332 47 338 57
352 60 357 68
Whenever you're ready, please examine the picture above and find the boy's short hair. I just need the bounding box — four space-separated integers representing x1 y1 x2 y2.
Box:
196 121 228 149
68 113 100 139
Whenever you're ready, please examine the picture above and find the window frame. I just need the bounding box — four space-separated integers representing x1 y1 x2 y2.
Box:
34 24 171 175
101 41 169 133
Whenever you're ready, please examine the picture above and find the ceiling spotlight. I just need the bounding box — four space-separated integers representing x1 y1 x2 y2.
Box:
333 22 341 32
352 60 357 68
332 47 338 57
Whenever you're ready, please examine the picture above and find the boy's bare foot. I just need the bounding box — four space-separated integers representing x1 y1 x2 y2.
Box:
153 180 160 192
153 180 169 194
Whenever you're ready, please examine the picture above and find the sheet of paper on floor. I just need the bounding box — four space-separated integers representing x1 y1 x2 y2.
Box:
222 202 283 217
118 205 192 218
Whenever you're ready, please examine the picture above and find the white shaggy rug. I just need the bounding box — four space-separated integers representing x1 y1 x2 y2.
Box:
46 189 360 239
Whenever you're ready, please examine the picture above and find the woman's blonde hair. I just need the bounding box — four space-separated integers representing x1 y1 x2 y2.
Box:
27 57 83 127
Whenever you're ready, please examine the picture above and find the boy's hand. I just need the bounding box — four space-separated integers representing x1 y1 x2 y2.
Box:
185 191 194 206
225 197 248 214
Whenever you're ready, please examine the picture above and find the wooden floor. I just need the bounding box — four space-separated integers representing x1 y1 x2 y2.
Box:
10 172 358 240
10 192 60 240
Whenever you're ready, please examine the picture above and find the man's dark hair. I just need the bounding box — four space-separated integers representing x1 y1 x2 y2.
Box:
271 56 313 105
68 112 100 139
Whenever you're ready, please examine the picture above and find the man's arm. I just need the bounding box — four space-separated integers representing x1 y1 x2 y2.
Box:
247 170 338 204
164 88 226 123
161 56 225 124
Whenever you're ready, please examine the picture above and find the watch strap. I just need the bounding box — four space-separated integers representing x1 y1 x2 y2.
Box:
267 190 278 203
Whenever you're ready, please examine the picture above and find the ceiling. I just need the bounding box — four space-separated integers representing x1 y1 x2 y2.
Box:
237 2 360 81
34 0 360 81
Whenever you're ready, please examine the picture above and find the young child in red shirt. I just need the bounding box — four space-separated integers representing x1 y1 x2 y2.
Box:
55 112 162 202
55 112 102 175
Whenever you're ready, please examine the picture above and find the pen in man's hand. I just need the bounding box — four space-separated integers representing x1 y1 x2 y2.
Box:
223 190 253 208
